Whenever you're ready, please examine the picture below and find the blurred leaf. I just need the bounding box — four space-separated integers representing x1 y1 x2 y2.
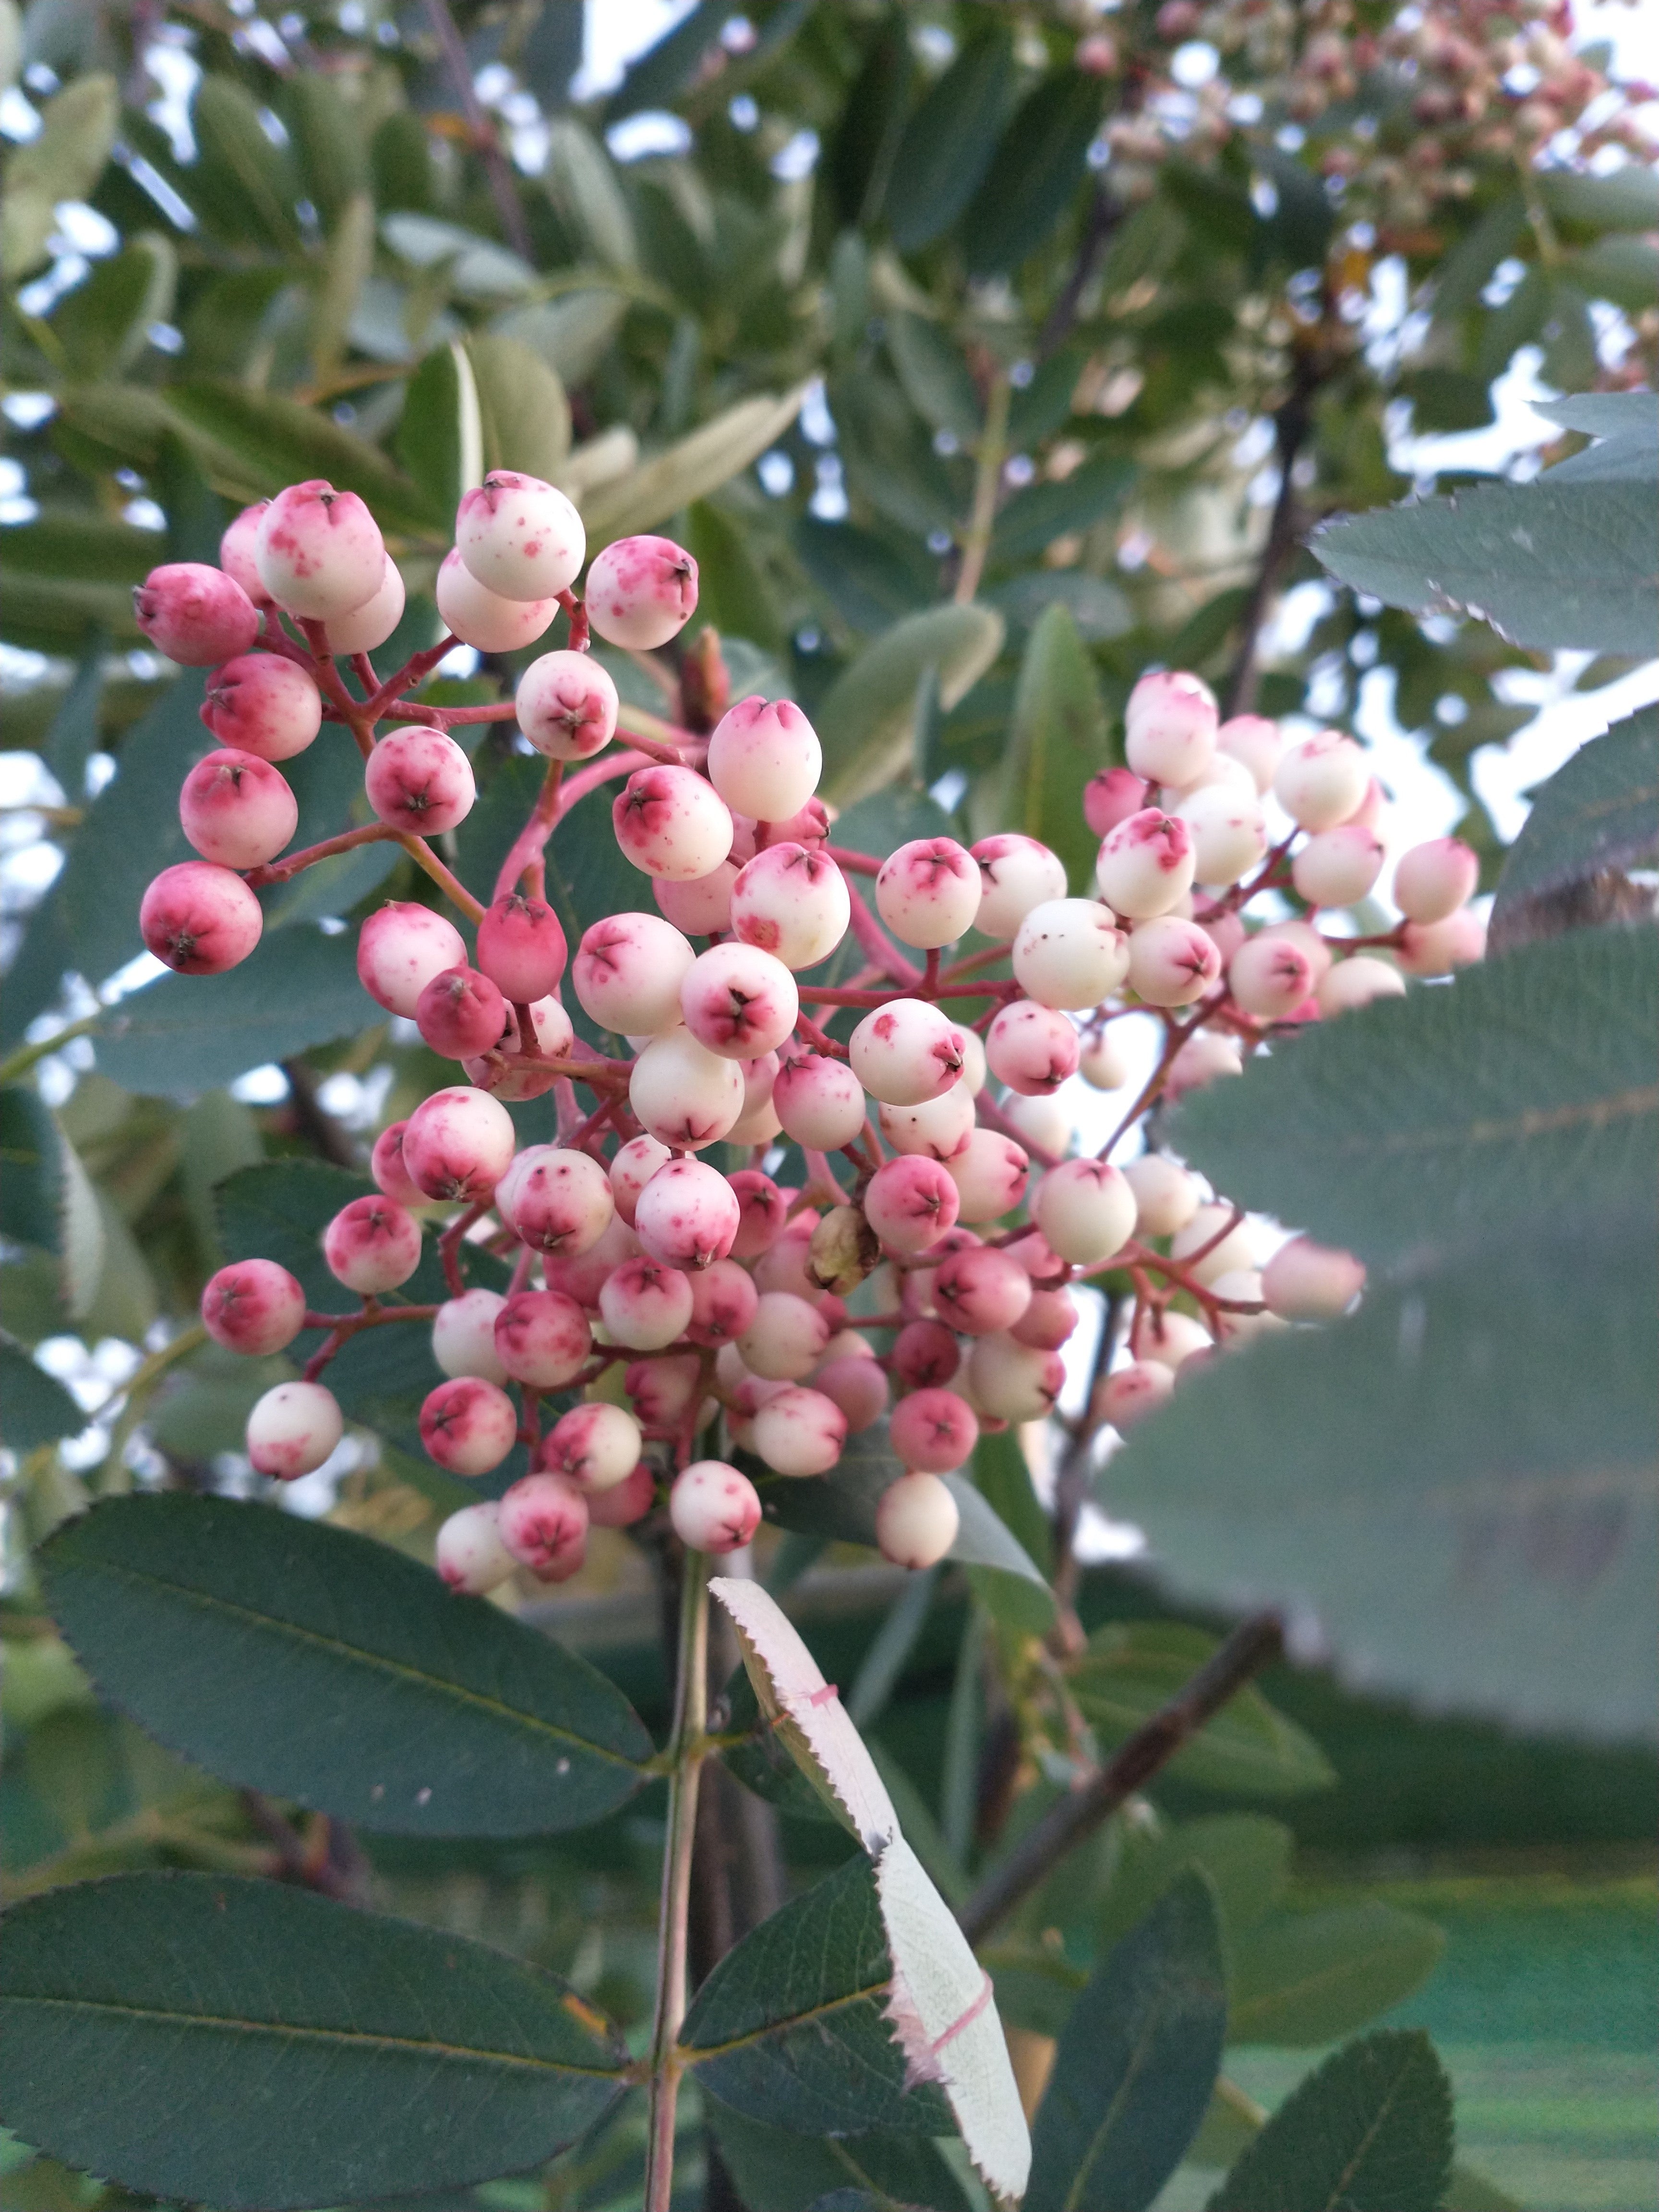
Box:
882 26 1015 254
50 237 175 380
1535 391 1659 484
828 22 913 230
1538 166 1659 234
989 569 1131 643
0 514 150 651
1569 235 1659 313
0 73 118 277
399 340 484 520
175 1089 264 1262
1229 1903 1445 2047
42 1494 651 1835
687 499 785 650
886 313 981 444
947 1473 1057 1632
965 72 1102 277
494 289 629 385
1492 705 1659 931
40 630 106 794
793 516 935 634
0 1337 84 1451
468 331 571 482
991 451 1137 566
308 190 375 379
1206 2029 1453 2212
998 602 1111 894
831 786 959 862
544 119 638 271
581 387 808 546
190 75 301 255
709 2104 972 2212
1428 193 1527 325
285 72 368 232
0 1089 102 1318
1395 367 1494 435
971 1425 1052 1579
1027 1873 1227 2212
1097 1814 1295 1956
162 382 443 536
0 1872 628 2211
604 0 727 122
817 602 1004 806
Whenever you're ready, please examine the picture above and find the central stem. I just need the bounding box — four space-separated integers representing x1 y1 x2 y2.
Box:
644 1544 711 2212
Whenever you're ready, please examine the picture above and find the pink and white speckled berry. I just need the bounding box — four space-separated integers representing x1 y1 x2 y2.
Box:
751 1385 847 1477
498 1473 589 1574
968 1334 1064 1421
878 1082 974 1162
574 913 695 1035
1317 954 1406 1016
140 862 262 975
876 837 981 950
849 1000 966 1108
588 1461 657 1528
863 1155 960 1256
542 1401 642 1492
364 725 476 836
609 1135 672 1226
706 696 822 821
1126 914 1222 1008
542 1214 640 1311
201 1258 307 1356
686 1257 760 1348
323 556 405 655
1175 783 1267 888
323 1194 422 1295
612 765 733 882
356 902 468 1018
1399 907 1485 976
435 1501 518 1594
627 1351 702 1429
773 1051 867 1151
179 748 297 870
671 1460 760 1552
420 1377 518 1476
246 1380 342 1479
475 890 566 1004
370 1120 424 1206
1012 898 1130 1011
456 471 584 602
432 1290 509 1384
1216 713 1282 793
680 940 798 1059
1034 1158 1136 1265
1257 918 1333 986
1082 768 1152 841
728 1170 788 1259
402 1086 516 1202
945 1127 1031 1223
629 1029 746 1149
435 547 557 653
985 999 1080 1096
201 654 321 762
219 502 273 608
737 1290 830 1381
255 481 385 621
585 535 698 650
1124 669 1217 788
133 563 259 666
812 1348 889 1432
1101 1360 1175 1430
1010 1286 1079 1351
634 1157 741 1270
599 1255 694 1350
416 965 506 1059
1262 1236 1367 1319
496 1144 614 1259
930 1246 1033 1337
654 860 739 937
890 1387 978 1473
1095 808 1196 918
999 1089 1073 1158
517 648 619 761
876 1470 959 1569
730 844 849 969
493 1288 592 1388
1293 824 1385 909
752 1223 823 1304
1273 730 1370 831
1393 837 1479 925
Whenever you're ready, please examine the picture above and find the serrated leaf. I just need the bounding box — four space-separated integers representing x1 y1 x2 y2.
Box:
580 387 808 546
0 1872 627 2211
0 1337 85 1451
881 27 1015 254
1027 1872 1227 2212
40 1494 650 1834
1492 705 1658 934
964 72 1102 276
1229 1903 1445 2046
1205 2029 1454 2212
709 2103 973 2212
1534 392 1659 484
997 603 1112 895
817 604 1005 807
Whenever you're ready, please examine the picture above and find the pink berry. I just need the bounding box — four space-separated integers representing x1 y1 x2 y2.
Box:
1101 1360 1175 1430
634 1157 741 1270
1261 1236 1366 1319
610 1135 672 1225
1165 1028 1243 1098
517 648 619 760
499 1472 589 1573
812 1352 889 1432
1123 1154 1200 1237
627 1352 703 1428
1256 918 1333 986
1227 933 1313 1019
1010 1286 1079 1350
849 1000 966 1108
140 862 262 975
1216 713 1282 793
1317 954 1406 1015
1124 670 1217 787
1082 769 1151 842
544 1213 641 1310
435 1501 518 1594
730 843 849 969
686 1257 760 1346
930 1246 1033 1336
432 1289 509 1384
628 1030 746 1149
402 1086 516 1202
893 1319 960 1389
1033 1158 1136 1265
1170 1204 1260 1287
201 653 321 761
421 1376 518 1476
863 1155 961 1256
737 1290 830 1380
706 696 823 821
1003 1226 1066 1284
541 1402 641 1491
133 562 259 666
752 1223 822 1303
600 1255 694 1350
774 1050 868 1150
728 1169 788 1258
369 1120 424 1205
494 1289 592 1387
1393 837 1479 925
680 941 799 1059
1273 730 1370 831
245 1380 343 1480
323 1194 423 1294
356 903 468 1018
967 1334 1064 1420
876 838 981 950
1398 908 1485 976
889 1387 978 1473
878 1083 974 1162
655 860 740 937
612 765 734 882
945 1127 1031 1223
219 502 273 607
435 547 557 652
178 748 297 870
751 1384 846 1477
255 481 385 621
475 891 567 1003
1292 825 1385 909
589 1461 657 1527
416 965 507 1059
323 555 406 654
985 999 1080 1096
670 1460 761 1553
456 470 585 602
573 913 696 1036
1175 784 1267 887
1126 914 1222 1007
201 1258 307 1356
496 1143 615 1257
364 725 476 836
584 535 698 650
1095 808 1196 918
1012 898 1130 1011
876 1470 959 1569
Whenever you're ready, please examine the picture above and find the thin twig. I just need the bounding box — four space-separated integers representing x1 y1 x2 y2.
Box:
422 0 533 261
1222 353 1321 719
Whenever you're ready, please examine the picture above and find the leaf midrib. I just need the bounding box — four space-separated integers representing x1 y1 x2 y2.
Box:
679 1976 893 2063
1322 2047 1424 2211
1231 1923 1431 2036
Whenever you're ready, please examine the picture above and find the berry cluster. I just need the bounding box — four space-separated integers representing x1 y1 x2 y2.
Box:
144 479 1486 1592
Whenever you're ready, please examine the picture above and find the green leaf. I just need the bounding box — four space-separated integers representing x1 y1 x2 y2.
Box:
544 119 638 271
50 238 176 381
381 210 537 301
0 1337 85 1451
162 381 443 537
0 1871 627 2211
1027 1872 1228 2212
468 331 572 483
1570 235 1659 315
604 0 728 121
680 1853 952 2136
95 926 375 1098
0 75 119 277
1169 929 1659 1268
216 1157 379 1309
972 1424 1053 1579
817 603 1005 807
1534 391 1659 484
1073 1623 1334 1797
989 570 1132 644
1538 166 1659 234
399 341 484 525
0 1088 103 1317
687 498 786 651
1229 1903 1445 2047
1492 705 1659 934
991 451 1137 567
964 72 1102 276
1105 1211 1658 1742
997 603 1113 894
882 27 1015 253
1096 1814 1295 1956
284 71 369 232
581 388 808 547
885 314 982 444
831 786 960 861
190 75 302 255
0 514 151 651
1205 2029 1454 2212
40 1495 650 1834
709 2104 972 2212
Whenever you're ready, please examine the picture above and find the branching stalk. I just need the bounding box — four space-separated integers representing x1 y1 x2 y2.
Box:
644 1546 711 2212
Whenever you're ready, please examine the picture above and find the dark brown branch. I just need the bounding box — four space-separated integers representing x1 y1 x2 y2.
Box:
1051 1290 1124 1611
282 1059 357 1168
423 0 533 262
1040 181 1118 360
955 1611 1285 1946
1222 357 1321 719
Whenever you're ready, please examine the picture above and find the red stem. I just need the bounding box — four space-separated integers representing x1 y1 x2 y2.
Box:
493 759 565 903
243 823 397 888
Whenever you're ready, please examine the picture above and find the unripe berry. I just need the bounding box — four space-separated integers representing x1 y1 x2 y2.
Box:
675 941 795 1060
1227 933 1314 1019
1216 713 1282 794
876 1469 959 1569
730 843 849 969
435 547 556 653
671 1461 761 1553
357 902 468 1018
201 653 321 761
543 1213 640 1310
863 1155 961 1256
686 1257 760 1347
323 556 405 654
1012 898 1130 1010
402 1086 516 1202
811 1347 889 1432
629 1029 746 1149
998 1089 1073 1158
655 861 739 937
628 1351 703 1428
1175 784 1267 888
1292 824 1385 908
1095 809 1196 918
416 965 507 1059
728 1169 789 1259
945 1127 1030 1223
986 999 1080 1096
1125 669 1217 787
1173 750 1256 804
1317 954 1406 1015
477 891 567 1004
371 1121 425 1206
970 834 1069 941
1393 837 1479 925
1123 1153 1201 1237
738 1289 830 1381
1273 730 1369 831
706 695 822 821
931 1245 1033 1336
323 1194 423 1295
613 765 734 881
420 1376 518 1476
1165 1028 1243 1098
1082 769 1151 841
876 837 980 950
246 1380 343 1479
1101 1359 1175 1429
890 1386 979 1473
589 1461 657 1528
585 535 698 649
1126 914 1221 1007
1034 1157 1136 1265
255 481 385 620
572 914 694 1038
1398 908 1485 977
608 1135 670 1226
140 862 262 975
364 726 476 836
599 1255 694 1349
893 1318 960 1389
542 1401 642 1491
774 1051 867 1150
435 1501 517 1594
1003 1226 1067 1284
1261 1236 1366 1319
201 1258 307 1356
456 471 585 601
179 746 298 869
495 1144 614 1260
219 502 273 607
751 1384 847 1477
432 1289 510 1384
1080 1027 1132 1090
1170 1203 1262 1287
517 648 619 761
634 1157 741 1270
491 1291 589 1390
850 1000 967 1107
967 1334 1063 1420
1010 1286 1079 1350
879 1082 974 1162
498 1472 589 1575
133 563 259 666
